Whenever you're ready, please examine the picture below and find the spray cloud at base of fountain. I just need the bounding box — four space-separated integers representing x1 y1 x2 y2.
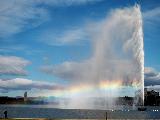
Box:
47 5 144 110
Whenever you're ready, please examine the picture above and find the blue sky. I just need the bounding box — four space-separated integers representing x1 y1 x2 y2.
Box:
0 0 160 97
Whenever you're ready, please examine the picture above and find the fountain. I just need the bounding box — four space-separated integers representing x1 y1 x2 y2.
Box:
55 5 144 110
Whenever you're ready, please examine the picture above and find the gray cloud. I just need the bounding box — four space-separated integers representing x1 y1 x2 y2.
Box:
0 78 63 93
41 61 90 82
0 55 30 76
146 85 160 92
0 88 8 93
144 67 160 86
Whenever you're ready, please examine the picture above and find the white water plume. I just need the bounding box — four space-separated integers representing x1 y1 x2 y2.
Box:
89 4 144 106
45 5 144 109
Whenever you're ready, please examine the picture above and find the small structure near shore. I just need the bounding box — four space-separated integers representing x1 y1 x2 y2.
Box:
138 106 147 111
24 91 27 103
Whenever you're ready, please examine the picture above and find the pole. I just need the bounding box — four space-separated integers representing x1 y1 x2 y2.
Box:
106 112 107 120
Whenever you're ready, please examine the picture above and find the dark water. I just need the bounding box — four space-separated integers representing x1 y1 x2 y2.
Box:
0 105 160 119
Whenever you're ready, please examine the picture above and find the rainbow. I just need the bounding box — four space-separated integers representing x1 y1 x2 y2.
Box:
35 80 140 98
54 80 123 97
99 80 122 90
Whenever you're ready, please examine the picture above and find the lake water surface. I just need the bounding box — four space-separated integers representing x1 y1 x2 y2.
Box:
0 105 160 119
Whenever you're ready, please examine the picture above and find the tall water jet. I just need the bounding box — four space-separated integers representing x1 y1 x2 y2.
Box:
132 5 144 106
47 5 144 109
89 4 144 107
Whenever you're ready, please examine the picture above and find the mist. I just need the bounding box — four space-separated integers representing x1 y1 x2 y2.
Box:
42 5 144 109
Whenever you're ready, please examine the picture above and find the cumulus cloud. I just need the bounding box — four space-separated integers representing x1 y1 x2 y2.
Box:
144 67 160 86
0 55 30 76
0 0 102 38
0 78 63 93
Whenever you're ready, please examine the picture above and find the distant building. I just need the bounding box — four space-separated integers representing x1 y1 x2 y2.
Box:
0 96 24 104
144 88 160 106
24 92 27 102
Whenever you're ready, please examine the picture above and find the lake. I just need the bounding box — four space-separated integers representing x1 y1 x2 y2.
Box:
0 105 160 119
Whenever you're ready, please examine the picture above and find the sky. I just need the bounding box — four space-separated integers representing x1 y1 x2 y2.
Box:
0 0 160 97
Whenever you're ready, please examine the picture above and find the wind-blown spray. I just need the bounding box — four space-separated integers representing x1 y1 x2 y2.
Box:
47 5 144 109
89 4 144 107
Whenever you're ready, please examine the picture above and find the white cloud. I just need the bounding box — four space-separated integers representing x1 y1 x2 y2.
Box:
0 0 103 38
142 6 160 33
0 45 27 53
144 67 160 86
143 7 160 21
0 78 63 92
0 0 50 38
40 28 89 46
0 55 30 75
34 0 102 6
41 61 90 82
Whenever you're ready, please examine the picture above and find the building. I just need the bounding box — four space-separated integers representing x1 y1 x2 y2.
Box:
24 91 27 102
0 96 24 104
144 88 160 106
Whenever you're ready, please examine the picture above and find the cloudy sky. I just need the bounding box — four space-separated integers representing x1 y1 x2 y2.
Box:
0 0 160 97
